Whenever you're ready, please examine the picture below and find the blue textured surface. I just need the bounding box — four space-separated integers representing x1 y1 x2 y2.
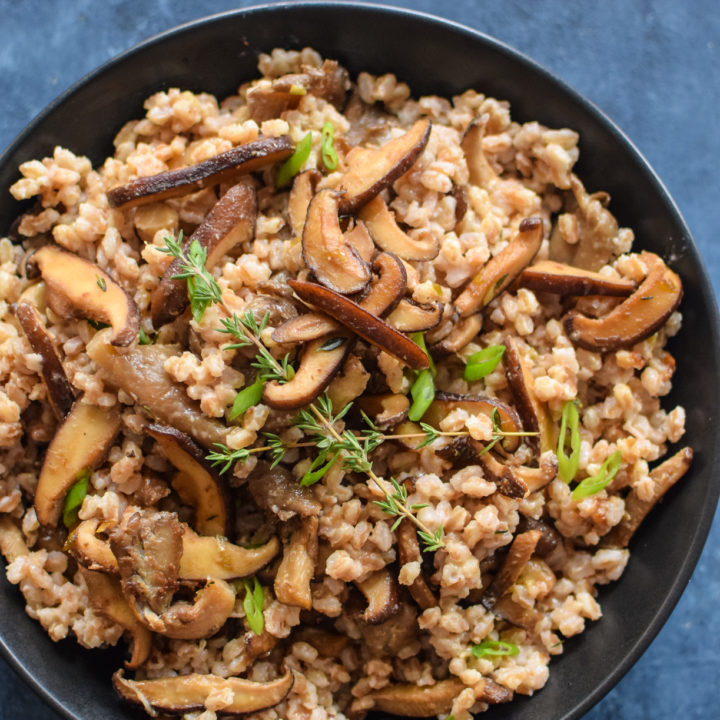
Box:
0 1 718 719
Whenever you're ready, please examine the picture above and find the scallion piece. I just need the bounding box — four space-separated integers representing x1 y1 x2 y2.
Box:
229 377 265 421
410 331 436 375
242 576 265 635
300 448 339 487
320 121 338 171
464 344 505 381
62 469 91 529
408 369 435 422
276 132 313 188
471 639 520 659
571 450 623 500
557 399 581 483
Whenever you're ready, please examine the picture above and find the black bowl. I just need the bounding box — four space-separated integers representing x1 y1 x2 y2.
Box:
1 4 718 720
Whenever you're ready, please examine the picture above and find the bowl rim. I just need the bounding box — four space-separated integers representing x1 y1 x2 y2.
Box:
1 3 719 720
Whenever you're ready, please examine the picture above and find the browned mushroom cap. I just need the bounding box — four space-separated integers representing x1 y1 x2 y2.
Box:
482 529 542 610
288 169 321 238
144 424 232 537
67 519 119 573
248 461 321 519
504 337 554 454
302 189 371 294
113 669 294 715
34 399 121 526
519 260 636 297
563 252 683 351
396 519 437 610
355 568 400 624
263 333 352 410
451 184 468 226
344 219 376 263
386 298 444 333
513 452 559 494
516 516 562 558
150 183 257 328
80 568 152 669
32 245 139 347
14 301 76 419
86 330 229 449
356 393 410 431
271 311 342 344
288 280 429 370
292 627 350 658
107 136 293 209
337 118 432 214
477 450 528 499
358 195 439 261
327 353 371 410
274 516 318 610
603 446 693 548
461 115 498 188
455 217 543 317
493 595 544 633
422 392 523 452
430 313 481 355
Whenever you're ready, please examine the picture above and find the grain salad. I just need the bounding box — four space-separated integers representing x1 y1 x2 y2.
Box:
0 46 692 720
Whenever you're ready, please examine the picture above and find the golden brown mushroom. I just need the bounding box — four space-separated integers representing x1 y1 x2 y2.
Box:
430 313 481 355
247 461 321 520
354 568 400 624
274 516 318 610
396 519 437 610
288 169 321 238
356 393 410 431
461 115 498 188
386 298 444 333
518 260 636 297
67 519 119 573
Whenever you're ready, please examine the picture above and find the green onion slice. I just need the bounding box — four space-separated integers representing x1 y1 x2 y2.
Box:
408 369 435 422
229 377 265 421
464 344 505 381
300 448 340 487
571 450 623 500
471 640 520 659
320 121 339 171
557 399 581 483
62 469 91 529
242 576 265 635
410 332 436 375
276 132 313 188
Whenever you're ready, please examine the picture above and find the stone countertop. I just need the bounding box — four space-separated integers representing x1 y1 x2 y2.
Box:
0 1 718 718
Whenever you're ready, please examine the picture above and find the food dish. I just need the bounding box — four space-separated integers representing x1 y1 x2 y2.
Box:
0 5 716 720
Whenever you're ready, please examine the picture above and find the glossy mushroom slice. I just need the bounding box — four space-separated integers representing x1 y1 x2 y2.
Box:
302 189 371 294
344 219 376 263
271 311 341 344
513 452 559 494
358 195 439 261
288 280 429 370
32 245 139 346
518 260 636 297
288 169 321 238
150 183 257 328
67 519 119 573
455 217 543 317
274 516 318 610
461 114 498 188
603 446 693 548
248 461 321 520
516 516 562 558
355 568 400 624
113 669 294 715
80 568 152 669
144 424 232 537
337 118 432 214
477 450 528 499
34 399 121 526
15 301 76 419
86 330 229 449
263 333 352 410
396 519 437 610
563 251 683 351
430 313 481 355
107 136 293 209
386 299 443 333
356 393 410 431
422 392 523 452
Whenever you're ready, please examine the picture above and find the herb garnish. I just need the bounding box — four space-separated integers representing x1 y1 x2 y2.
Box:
276 132 313 188
229 377 265 421
320 121 339 171
95 276 107 292
471 640 520 658
557 399 581 483
464 344 505 381
62 469 91 528
571 450 622 500
241 576 265 635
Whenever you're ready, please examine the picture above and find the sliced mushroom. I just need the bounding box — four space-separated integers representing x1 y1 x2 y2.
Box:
356 393 410 431
493 595 544 633
80 568 152 669
355 568 400 624
15 301 76 419
248 461 321 520
516 516 561 558
18 280 47 310
358 195 439 261
263 333 352 409
519 260 636 297
271 311 341 344
513 451 559 493
477 450 528 499
150 183 257 328
34 399 121 526
107 136 293 209
302 189 371 294
344 219 375 263
292 628 350 658
327 353 370 410
113 669 293 715
455 217 543 317
288 280 429 370
504 337 554 453
396 519 437 610
422 393 523 452
430 313 481 355
461 115 498 188
563 252 683 351
288 169 321 238
338 118 432 214
603 446 693 548
144 424 232 537
67 519 119 573
32 245 139 346
482 529 542 610
86 330 229 448
274 516 318 610
386 299 443 333
362 601 418 658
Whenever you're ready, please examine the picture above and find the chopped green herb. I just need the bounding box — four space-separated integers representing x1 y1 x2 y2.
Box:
471 640 520 659
300 448 340 487
493 272 509 293
96 275 107 292
206 443 251 475
276 132 313 188
464 344 505 381
320 121 339 171
408 369 435 422
557 399 581 483
62 469 91 529
138 328 154 345
410 332 436 375
87 319 110 331
229 377 265 421
641 295 654 301
571 450 623 500
319 336 347 352
242 576 265 635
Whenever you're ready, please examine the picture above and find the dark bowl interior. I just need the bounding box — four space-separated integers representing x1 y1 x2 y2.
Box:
1 4 718 720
